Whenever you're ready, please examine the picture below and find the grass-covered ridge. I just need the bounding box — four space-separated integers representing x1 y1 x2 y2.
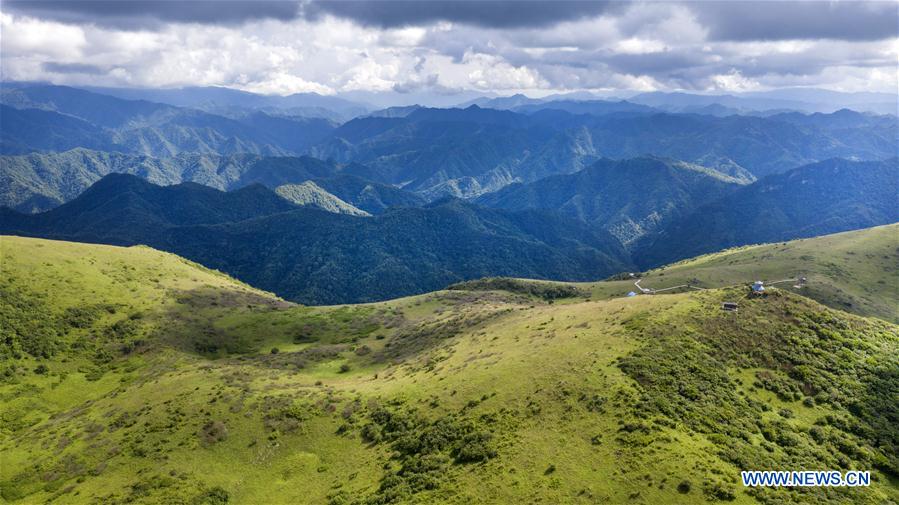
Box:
458 224 898 323
1 232 897 504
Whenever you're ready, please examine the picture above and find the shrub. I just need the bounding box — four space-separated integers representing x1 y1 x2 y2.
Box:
33 364 49 375
199 421 228 445
61 306 104 328
447 277 588 300
454 432 496 463
339 363 351 373
703 480 736 501
194 486 229 504
677 480 692 494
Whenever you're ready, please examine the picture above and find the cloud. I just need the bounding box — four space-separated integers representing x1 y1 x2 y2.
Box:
691 1 899 42
42 61 105 74
2 0 619 30
2 0 301 29
304 1 618 29
1 1 897 96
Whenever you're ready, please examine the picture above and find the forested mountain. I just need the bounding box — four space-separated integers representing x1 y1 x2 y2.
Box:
477 156 748 245
0 148 429 214
0 149 342 212
2 84 895 210
629 89 899 115
0 85 337 157
0 105 121 155
511 99 657 115
79 84 370 122
274 182 370 216
309 104 897 198
1 84 175 127
7 155 891 303
637 158 899 267
0 174 299 242
309 174 426 214
1 175 631 304
1 83 896 302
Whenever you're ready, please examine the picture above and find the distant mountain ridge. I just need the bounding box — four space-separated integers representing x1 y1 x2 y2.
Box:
0 149 332 212
1 174 631 304
310 104 897 198
0 85 337 157
477 156 749 245
3 155 896 304
461 88 898 115
0 149 430 214
74 84 369 122
637 157 899 267
3 84 896 208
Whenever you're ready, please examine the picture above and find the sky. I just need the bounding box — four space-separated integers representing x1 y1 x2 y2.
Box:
1 0 897 100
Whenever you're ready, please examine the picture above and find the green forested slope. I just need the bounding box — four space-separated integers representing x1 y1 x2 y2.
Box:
274 182 370 216
477 156 746 245
0 149 343 213
637 158 899 267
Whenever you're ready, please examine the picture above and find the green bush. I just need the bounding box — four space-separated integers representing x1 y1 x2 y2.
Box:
447 277 588 301
194 486 229 504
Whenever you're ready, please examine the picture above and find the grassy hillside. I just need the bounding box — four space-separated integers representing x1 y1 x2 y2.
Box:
514 224 896 323
1 233 897 504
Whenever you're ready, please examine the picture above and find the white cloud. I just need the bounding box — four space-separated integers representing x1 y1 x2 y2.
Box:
0 13 86 59
0 4 896 98
711 69 761 92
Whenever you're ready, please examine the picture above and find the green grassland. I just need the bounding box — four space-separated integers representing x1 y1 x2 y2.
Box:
1 230 897 504
562 223 898 323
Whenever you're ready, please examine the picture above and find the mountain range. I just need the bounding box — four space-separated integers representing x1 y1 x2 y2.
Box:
0 174 630 304
2 84 895 208
310 104 896 197
4 154 896 304
477 156 749 245
0 82 896 304
636 157 899 267
465 88 899 115
0 85 337 157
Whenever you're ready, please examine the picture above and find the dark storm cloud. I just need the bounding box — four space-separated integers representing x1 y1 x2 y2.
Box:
42 62 106 74
4 0 617 29
691 1 899 42
304 1 618 28
3 0 300 28
603 51 711 75
6 0 897 43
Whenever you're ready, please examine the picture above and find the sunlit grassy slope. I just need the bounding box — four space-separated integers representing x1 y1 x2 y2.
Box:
1 230 897 505
559 223 898 323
